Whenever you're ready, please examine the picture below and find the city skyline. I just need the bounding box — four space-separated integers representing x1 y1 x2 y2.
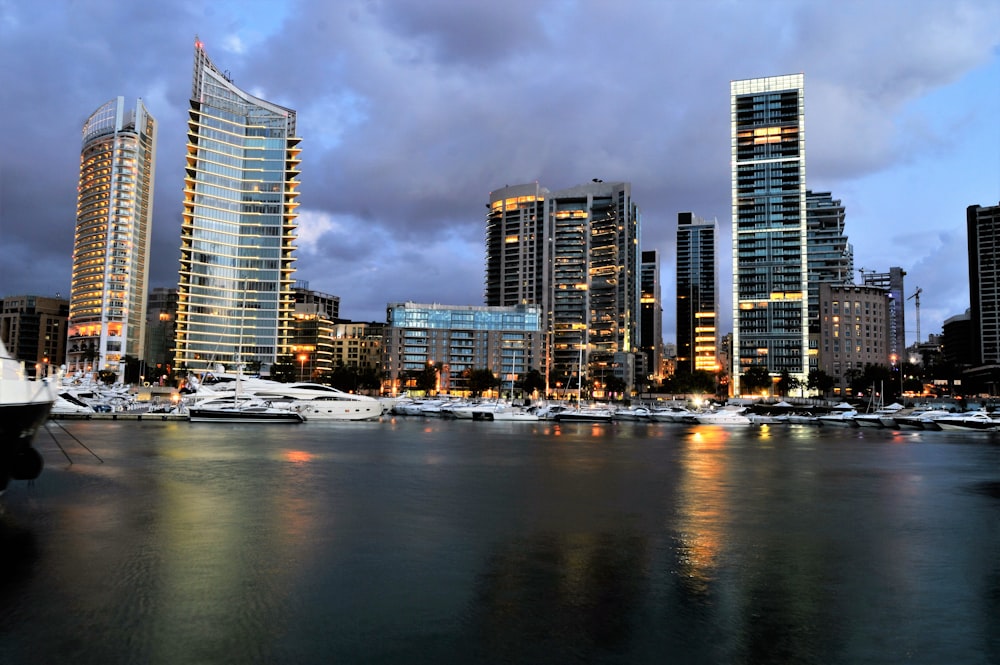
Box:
1 1 999 346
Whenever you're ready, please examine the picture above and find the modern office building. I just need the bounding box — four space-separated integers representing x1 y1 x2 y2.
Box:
0 295 69 376
730 74 808 395
817 283 890 396
639 249 663 382
967 203 1000 366
67 97 156 378
676 212 718 375
382 302 543 395
485 183 549 308
174 39 301 375
860 266 906 364
547 181 639 390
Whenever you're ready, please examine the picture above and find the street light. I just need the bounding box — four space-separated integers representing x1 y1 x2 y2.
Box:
298 353 308 381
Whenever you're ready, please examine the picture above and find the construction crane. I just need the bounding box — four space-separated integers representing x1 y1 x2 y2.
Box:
907 287 922 345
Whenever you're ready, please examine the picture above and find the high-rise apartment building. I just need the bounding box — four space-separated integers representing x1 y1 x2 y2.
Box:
67 97 156 378
1 295 69 376
547 181 639 389
817 283 889 396
967 203 1000 366
484 180 640 391
174 40 301 374
485 183 549 308
731 74 807 395
860 267 906 364
676 213 718 374
639 250 663 381
806 191 852 327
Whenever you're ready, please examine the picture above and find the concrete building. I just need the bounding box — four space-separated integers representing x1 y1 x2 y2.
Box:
382 302 543 396
860 267 906 364
174 39 301 374
676 213 718 375
68 97 156 378
818 283 890 396
730 74 808 395
0 295 69 376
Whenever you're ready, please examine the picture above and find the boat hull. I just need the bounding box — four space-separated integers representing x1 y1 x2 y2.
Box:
188 408 303 424
0 400 53 489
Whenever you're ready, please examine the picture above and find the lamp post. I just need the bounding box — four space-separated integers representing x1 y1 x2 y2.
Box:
298 353 307 381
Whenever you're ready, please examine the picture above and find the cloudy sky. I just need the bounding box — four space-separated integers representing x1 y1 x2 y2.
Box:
1 0 998 347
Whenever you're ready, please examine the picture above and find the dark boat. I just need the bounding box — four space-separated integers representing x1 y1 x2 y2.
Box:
0 341 56 491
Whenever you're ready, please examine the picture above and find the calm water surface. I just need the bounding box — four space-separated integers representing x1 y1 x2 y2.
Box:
1 418 999 664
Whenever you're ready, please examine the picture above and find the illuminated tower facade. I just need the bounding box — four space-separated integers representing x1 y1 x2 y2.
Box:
730 74 807 395
485 183 549 308
68 97 156 378
676 212 718 374
174 40 301 374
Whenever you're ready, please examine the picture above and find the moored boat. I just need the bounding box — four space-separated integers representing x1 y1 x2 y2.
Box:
1 341 57 490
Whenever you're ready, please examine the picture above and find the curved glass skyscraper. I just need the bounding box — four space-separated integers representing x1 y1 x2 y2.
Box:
68 97 156 378
174 40 301 374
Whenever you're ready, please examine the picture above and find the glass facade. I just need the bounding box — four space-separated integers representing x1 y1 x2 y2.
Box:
731 74 807 394
676 213 718 374
383 302 543 394
174 40 301 373
68 97 156 378
968 204 1000 366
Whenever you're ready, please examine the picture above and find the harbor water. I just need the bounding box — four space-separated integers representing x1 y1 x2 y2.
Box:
1 417 999 664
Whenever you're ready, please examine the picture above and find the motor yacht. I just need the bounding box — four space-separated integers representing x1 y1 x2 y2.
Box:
0 341 56 490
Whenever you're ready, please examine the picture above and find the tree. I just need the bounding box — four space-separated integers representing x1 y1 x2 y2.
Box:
741 365 772 395
416 363 440 394
777 370 801 396
519 369 546 397
808 369 835 397
464 368 498 397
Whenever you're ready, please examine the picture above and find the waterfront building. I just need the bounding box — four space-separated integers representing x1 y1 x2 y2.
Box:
730 74 808 395
639 250 663 383
0 295 69 377
68 97 156 378
967 203 1000 366
859 266 906 364
485 183 549 308
676 213 718 375
293 281 340 320
174 39 301 375
942 311 975 369
331 321 384 374
547 181 640 392
144 287 177 374
817 283 890 396
382 302 543 395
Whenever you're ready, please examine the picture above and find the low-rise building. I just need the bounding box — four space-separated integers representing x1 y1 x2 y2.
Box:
818 283 890 396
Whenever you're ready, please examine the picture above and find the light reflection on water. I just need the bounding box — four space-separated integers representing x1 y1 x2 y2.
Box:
0 419 998 664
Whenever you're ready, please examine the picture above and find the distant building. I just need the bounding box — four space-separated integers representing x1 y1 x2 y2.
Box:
382 302 543 395
331 321 384 374
941 311 975 368
860 267 906 364
144 287 177 373
818 283 890 396
174 39 301 374
676 213 718 374
730 74 808 394
68 97 156 378
293 281 340 320
639 250 663 382
0 295 69 376
967 202 1000 366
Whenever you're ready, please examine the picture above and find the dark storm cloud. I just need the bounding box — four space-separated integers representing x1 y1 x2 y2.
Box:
1 0 998 336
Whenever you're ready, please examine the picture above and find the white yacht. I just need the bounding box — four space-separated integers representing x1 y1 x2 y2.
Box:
192 378 383 422
1 341 57 490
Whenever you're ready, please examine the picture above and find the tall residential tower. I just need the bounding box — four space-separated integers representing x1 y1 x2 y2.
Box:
174 40 302 374
967 203 1000 366
68 97 156 378
730 74 807 394
676 213 718 375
